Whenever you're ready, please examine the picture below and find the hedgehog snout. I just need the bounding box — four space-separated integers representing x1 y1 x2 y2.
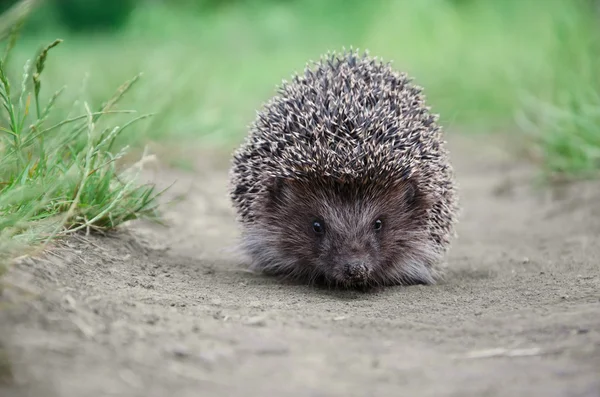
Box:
342 260 371 282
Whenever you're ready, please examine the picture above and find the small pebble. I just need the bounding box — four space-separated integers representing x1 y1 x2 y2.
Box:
145 315 159 325
63 294 76 312
248 300 262 308
119 369 142 388
169 344 190 359
244 316 267 327
198 352 218 366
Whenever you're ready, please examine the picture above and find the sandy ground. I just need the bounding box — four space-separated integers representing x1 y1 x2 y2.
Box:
1 134 599 397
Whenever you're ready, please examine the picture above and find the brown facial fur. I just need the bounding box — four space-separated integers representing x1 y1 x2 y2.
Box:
239 175 442 288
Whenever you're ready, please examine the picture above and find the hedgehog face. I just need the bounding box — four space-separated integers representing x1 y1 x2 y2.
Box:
241 176 440 288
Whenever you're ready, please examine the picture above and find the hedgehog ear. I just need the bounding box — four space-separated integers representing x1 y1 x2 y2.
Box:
265 176 291 209
397 178 427 211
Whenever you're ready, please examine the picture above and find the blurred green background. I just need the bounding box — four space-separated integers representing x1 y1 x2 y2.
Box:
4 0 600 176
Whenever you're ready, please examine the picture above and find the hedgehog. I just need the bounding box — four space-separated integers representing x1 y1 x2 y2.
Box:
228 49 458 289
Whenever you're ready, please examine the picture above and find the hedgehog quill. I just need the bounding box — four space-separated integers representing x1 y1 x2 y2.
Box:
229 49 459 289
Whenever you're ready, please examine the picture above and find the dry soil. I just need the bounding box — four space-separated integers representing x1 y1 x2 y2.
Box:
1 134 599 397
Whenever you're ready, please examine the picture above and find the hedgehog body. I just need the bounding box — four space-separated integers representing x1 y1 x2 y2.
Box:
229 50 458 288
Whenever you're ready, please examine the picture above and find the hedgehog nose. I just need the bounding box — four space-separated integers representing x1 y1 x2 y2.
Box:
343 261 369 280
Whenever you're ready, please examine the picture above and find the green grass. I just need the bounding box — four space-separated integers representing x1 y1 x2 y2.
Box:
0 1 163 263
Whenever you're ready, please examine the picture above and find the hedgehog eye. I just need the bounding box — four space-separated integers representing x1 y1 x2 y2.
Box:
312 220 325 235
374 219 383 231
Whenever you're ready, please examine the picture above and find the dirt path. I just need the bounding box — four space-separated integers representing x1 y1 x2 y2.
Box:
1 135 599 397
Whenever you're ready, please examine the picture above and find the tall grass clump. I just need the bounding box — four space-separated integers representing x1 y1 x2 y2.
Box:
0 1 163 263
516 0 600 180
